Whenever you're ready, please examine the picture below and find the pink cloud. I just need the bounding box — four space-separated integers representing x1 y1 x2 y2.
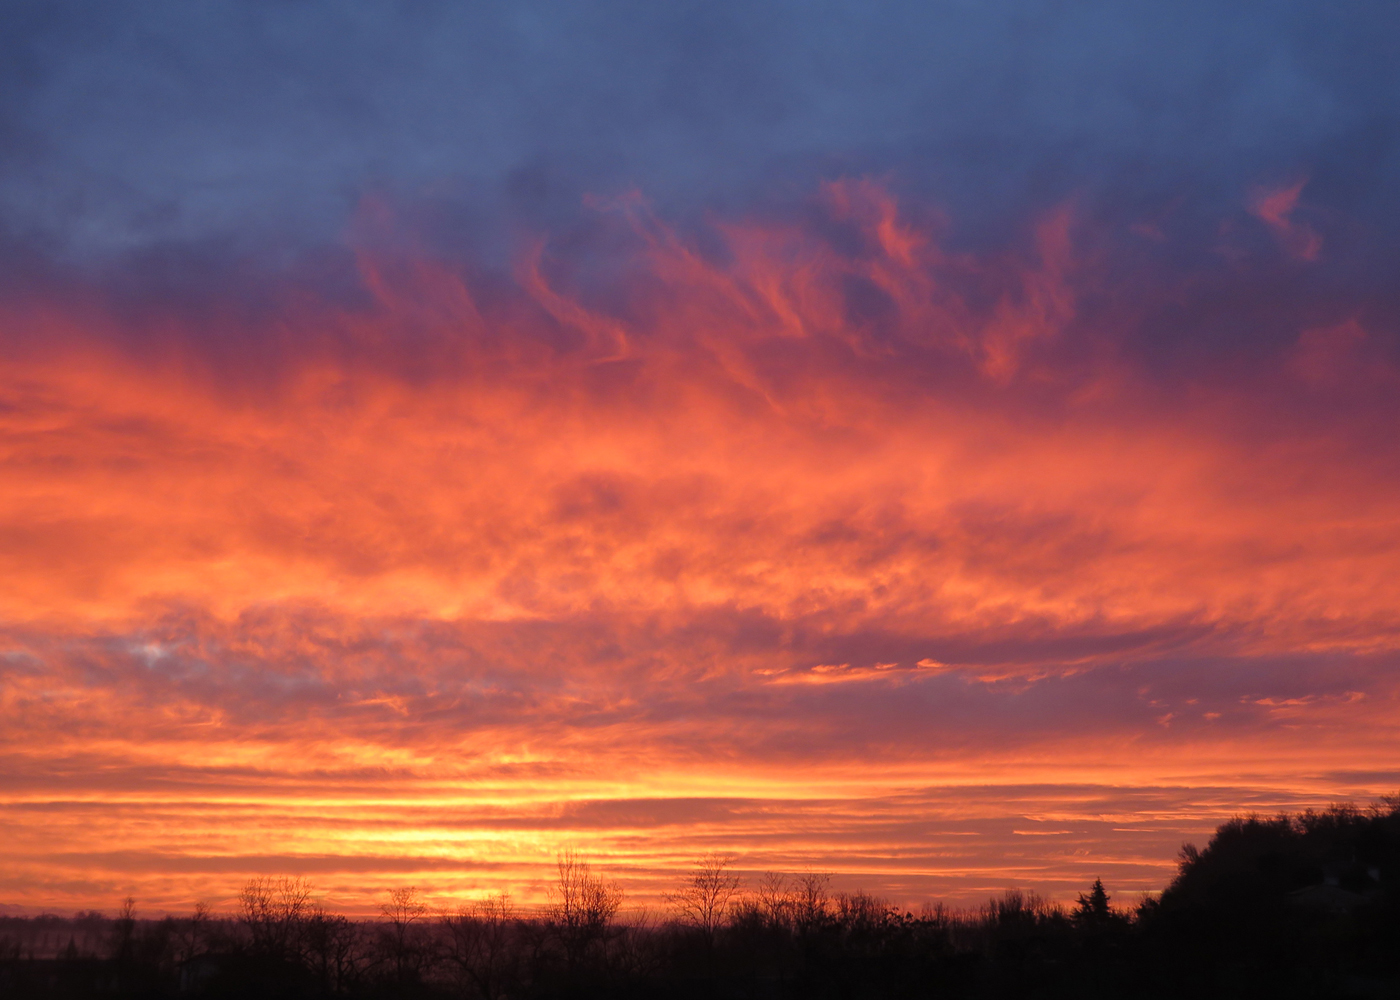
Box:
0 184 1397 913
1248 178 1322 261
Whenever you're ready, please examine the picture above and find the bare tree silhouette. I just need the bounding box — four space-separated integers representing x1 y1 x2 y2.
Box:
303 904 360 996
549 849 623 973
174 901 210 965
757 871 793 928
792 871 833 932
379 886 429 985
110 897 137 963
443 893 516 1000
239 876 313 961
665 853 742 942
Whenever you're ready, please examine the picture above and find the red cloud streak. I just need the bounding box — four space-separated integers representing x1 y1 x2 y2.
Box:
2 183 1398 915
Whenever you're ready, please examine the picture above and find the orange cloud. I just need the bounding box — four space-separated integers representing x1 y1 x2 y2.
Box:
1 183 1398 914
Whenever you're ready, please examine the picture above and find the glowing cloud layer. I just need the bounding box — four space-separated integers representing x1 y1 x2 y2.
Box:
2 179 1398 913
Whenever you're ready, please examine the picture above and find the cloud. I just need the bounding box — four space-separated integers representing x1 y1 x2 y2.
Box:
1249 179 1322 260
2 179 1399 910
2 2 1400 912
2 1 1397 269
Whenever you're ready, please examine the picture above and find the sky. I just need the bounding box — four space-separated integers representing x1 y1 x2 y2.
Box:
2 0 1400 916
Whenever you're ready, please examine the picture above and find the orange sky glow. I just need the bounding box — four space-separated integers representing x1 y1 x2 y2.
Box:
2 182 1398 916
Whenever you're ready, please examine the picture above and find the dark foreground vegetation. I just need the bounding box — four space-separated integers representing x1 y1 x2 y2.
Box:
4 799 1400 999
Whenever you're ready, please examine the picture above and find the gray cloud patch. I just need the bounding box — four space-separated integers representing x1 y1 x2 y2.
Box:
2 0 1397 269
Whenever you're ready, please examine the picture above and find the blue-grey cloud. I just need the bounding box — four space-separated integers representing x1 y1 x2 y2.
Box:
3 0 1397 265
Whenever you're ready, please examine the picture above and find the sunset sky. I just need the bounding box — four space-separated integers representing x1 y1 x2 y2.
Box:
3 1 1400 916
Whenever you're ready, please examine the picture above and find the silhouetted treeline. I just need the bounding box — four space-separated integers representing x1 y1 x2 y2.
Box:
4 798 1399 998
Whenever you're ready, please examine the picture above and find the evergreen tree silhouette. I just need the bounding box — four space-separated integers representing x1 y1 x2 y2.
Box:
1075 878 1111 925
